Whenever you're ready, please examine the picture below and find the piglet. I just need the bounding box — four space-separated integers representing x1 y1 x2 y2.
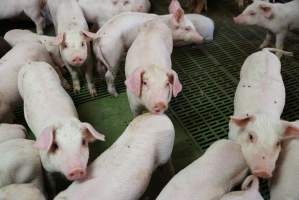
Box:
185 13 215 41
0 123 26 143
0 42 67 123
18 61 105 181
47 0 96 95
0 0 46 34
0 183 46 200
220 175 264 200
229 48 299 179
0 37 11 58
54 113 175 200
91 0 202 96
270 121 299 200
125 19 182 116
233 0 299 58
0 136 43 190
78 0 151 28
156 139 248 200
4 29 64 68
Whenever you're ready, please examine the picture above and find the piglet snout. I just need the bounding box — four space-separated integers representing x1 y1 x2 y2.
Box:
253 170 272 179
153 102 167 114
233 16 242 24
72 56 84 65
67 168 86 180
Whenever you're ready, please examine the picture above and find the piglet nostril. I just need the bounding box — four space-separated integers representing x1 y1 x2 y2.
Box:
262 156 266 160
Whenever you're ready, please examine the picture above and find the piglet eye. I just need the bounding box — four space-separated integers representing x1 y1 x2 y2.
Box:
249 11 256 16
248 133 255 143
185 27 191 31
51 142 59 153
142 80 147 86
81 42 85 47
175 26 180 30
276 141 281 147
62 43 68 49
123 0 129 5
166 82 170 87
82 139 87 146
113 1 117 5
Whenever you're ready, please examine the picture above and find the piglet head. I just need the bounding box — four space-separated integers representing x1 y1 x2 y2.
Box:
230 114 299 179
34 119 105 181
54 31 95 67
125 66 182 114
168 0 203 45
233 1 274 26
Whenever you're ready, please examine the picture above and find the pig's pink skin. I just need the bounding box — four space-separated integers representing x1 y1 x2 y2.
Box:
0 42 65 123
125 20 182 116
0 138 43 190
93 0 201 97
229 49 299 179
0 184 46 200
78 0 151 27
48 0 96 96
233 0 299 57
270 120 299 200
0 0 45 34
54 113 175 200
156 140 248 200
18 62 105 181
4 29 64 68
220 175 264 200
0 123 26 144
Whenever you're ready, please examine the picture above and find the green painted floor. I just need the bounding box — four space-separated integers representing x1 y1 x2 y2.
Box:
1 0 299 199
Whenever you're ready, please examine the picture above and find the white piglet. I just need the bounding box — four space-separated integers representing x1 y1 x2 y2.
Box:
78 0 151 28
0 183 46 200
18 61 105 181
92 0 202 96
0 131 43 191
156 139 248 200
0 123 26 143
220 175 264 200
4 29 64 68
47 0 96 95
0 42 66 123
229 48 299 178
234 0 299 57
54 113 175 200
185 13 215 41
0 0 46 34
270 121 299 200
125 19 182 116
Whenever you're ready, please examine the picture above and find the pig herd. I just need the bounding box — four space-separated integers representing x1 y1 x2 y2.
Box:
0 0 298 199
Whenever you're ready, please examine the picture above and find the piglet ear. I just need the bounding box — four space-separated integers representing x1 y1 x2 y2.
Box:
281 121 299 140
169 0 184 23
241 175 259 191
52 32 65 46
81 30 98 41
34 126 55 151
81 122 105 142
168 70 182 97
125 67 145 97
259 4 273 18
230 115 255 128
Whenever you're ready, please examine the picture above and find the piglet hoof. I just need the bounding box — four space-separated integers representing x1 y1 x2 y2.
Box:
62 80 71 90
73 85 81 94
108 88 118 97
89 88 98 97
